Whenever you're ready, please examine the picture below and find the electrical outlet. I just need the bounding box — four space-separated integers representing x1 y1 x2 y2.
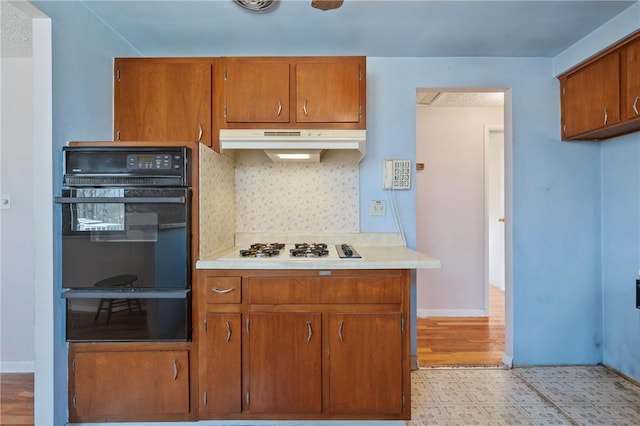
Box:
370 200 386 216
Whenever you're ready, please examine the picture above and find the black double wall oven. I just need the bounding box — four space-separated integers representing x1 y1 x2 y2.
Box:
56 146 192 342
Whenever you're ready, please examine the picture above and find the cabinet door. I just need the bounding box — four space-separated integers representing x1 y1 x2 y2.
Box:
562 53 620 138
114 61 212 143
72 350 189 418
248 312 321 413
201 313 242 415
625 39 640 121
296 62 362 123
328 312 403 414
224 62 290 123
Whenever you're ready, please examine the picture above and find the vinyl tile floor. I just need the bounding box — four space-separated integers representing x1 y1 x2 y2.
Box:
409 365 640 425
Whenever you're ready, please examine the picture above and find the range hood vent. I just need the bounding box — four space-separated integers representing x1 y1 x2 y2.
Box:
219 129 366 163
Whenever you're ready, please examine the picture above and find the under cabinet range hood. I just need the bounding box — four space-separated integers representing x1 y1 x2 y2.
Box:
219 129 366 163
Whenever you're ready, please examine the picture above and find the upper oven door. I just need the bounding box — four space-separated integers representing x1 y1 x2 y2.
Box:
56 188 191 290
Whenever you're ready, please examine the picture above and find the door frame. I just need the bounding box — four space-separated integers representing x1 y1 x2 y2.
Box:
415 88 514 368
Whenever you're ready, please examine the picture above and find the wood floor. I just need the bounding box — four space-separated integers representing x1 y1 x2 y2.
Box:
0 287 504 423
417 285 505 367
0 373 34 426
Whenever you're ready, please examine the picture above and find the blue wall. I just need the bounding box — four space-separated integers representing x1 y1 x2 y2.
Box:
602 135 640 380
30 2 640 424
31 2 139 424
554 1 640 384
362 58 604 366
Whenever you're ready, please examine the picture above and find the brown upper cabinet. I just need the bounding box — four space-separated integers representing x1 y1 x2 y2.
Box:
559 31 640 141
560 52 620 139
219 56 366 130
623 37 640 122
114 58 213 146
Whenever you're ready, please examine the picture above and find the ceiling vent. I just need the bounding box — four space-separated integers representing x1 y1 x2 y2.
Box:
234 0 278 13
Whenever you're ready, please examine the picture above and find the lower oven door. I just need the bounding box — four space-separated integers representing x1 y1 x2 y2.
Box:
63 289 191 342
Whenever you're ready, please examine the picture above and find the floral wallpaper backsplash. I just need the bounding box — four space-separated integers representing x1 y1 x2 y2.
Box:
199 144 236 258
235 162 359 233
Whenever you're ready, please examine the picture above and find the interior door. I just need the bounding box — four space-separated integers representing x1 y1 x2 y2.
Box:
486 127 505 292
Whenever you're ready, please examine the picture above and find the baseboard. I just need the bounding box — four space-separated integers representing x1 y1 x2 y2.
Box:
417 308 488 317
1 360 34 373
411 355 418 371
501 354 513 368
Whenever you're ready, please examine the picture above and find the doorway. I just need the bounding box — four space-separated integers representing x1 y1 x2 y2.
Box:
415 89 510 367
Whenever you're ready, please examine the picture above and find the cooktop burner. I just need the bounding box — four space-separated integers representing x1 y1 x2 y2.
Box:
289 243 329 258
237 242 361 259
239 243 285 257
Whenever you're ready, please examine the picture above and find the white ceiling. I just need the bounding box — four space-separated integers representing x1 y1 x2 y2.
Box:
32 0 636 58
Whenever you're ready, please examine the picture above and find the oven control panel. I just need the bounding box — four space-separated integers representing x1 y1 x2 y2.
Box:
126 154 177 170
63 146 190 187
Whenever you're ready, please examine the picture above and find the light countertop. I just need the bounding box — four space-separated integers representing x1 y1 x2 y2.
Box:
196 233 441 270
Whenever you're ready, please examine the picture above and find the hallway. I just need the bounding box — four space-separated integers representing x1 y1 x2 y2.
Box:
417 285 505 367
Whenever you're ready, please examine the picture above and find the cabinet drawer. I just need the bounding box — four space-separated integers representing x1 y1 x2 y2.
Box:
204 277 241 304
249 276 402 304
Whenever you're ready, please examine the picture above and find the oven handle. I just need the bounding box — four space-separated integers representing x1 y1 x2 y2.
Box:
62 289 190 299
55 197 186 204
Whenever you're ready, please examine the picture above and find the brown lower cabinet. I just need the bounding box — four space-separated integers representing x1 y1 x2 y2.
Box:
198 269 411 421
68 343 194 423
68 269 410 423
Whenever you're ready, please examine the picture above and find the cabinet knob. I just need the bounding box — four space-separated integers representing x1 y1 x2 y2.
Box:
633 96 640 116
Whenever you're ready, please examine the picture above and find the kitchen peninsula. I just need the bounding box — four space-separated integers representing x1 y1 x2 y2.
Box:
195 233 440 421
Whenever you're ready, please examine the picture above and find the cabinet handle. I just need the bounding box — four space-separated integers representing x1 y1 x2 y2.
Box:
277 99 282 117
197 123 203 142
172 358 178 380
306 320 313 342
604 108 609 125
338 320 344 343
633 96 640 116
226 320 232 343
211 287 234 294
303 99 309 116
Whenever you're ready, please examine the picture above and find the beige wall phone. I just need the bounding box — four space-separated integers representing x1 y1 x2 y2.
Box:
383 159 411 190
